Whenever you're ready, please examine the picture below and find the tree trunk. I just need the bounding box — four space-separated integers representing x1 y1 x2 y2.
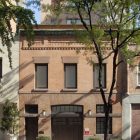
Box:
104 106 110 140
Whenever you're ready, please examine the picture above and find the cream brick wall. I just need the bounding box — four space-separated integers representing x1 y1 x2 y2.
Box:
0 40 19 139
19 26 122 140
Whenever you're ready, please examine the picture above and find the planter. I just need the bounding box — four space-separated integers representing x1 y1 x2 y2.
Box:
7 134 18 140
36 136 50 140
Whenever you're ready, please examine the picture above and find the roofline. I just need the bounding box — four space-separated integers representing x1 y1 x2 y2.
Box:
20 25 85 30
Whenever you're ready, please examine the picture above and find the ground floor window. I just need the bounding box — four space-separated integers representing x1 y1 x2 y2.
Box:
96 104 112 134
96 117 112 134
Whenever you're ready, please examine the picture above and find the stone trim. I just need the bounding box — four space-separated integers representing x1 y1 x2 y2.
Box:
33 57 50 63
62 56 79 63
21 47 112 51
122 94 140 140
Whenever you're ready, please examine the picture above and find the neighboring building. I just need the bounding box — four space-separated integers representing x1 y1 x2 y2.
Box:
41 0 98 25
19 25 122 140
122 55 140 140
0 39 19 140
0 1 21 139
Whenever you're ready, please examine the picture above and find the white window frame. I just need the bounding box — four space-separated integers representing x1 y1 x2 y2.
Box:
64 63 77 89
137 63 140 86
94 63 106 89
35 64 48 89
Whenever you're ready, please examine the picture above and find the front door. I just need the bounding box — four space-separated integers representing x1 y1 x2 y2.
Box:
25 117 38 140
132 104 140 140
25 104 38 140
51 105 83 140
52 117 83 140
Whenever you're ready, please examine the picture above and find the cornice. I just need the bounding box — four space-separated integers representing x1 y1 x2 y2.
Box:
21 46 112 50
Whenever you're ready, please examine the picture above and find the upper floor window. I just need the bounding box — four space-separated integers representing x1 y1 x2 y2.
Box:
137 63 140 86
66 18 89 25
94 64 106 89
0 58 2 81
35 64 48 89
64 64 77 89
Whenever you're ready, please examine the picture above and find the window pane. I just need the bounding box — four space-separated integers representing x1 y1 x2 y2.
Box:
94 64 106 88
25 104 38 114
0 58 2 79
96 104 112 113
138 73 140 85
96 105 105 113
36 64 48 88
96 117 112 134
65 64 77 88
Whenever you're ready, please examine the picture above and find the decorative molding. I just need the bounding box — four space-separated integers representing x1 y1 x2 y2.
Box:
33 57 50 63
62 56 79 63
21 46 112 51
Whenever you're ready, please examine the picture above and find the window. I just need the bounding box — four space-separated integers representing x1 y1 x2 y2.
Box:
96 104 112 113
66 18 89 25
137 63 140 86
64 64 77 89
96 104 112 134
0 58 2 81
35 64 48 88
94 64 106 89
51 105 83 114
25 104 38 114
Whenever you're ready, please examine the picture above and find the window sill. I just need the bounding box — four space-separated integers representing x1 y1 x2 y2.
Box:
136 86 140 89
91 88 107 92
32 89 48 92
61 88 78 92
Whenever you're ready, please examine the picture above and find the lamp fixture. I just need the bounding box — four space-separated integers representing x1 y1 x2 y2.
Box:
88 109 92 116
41 110 47 117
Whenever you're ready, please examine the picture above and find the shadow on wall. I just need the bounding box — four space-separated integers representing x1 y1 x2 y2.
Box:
0 65 19 103
0 60 33 103
109 123 130 140
132 129 140 140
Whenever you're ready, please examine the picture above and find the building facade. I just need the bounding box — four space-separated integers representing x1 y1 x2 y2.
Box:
0 1 20 139
19 25 122 140
122 55 140 140
0 39 19 139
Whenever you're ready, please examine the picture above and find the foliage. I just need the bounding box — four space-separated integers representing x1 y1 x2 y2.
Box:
46 0 140 140
0 100 19 135
88 137 100 140
36 136 50 140
0 0 37 68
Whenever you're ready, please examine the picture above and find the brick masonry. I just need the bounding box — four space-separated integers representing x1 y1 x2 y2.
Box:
19 26 122 140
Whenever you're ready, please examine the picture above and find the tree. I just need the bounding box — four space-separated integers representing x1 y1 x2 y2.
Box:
0 100 19 136
0 0 36 68
46 0 140 139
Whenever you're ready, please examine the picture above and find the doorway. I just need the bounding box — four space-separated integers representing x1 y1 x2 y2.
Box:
25 104 38 140
51 105 83 140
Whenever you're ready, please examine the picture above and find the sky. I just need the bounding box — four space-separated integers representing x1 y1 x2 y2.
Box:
26 1 41 24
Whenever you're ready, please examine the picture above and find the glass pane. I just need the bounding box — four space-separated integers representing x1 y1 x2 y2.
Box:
94 64 106 88
25 104 38 114
96 105 105 113
36 64 48 88
138 64 140 71
65 64 77 88
51 105 83 113
96 117 112 134
138 73 140 85
0 58 2 78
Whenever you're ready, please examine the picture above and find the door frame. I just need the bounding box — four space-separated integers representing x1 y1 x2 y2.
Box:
51 105 83 140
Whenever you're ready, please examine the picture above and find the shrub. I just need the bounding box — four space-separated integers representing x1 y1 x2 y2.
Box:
0 100 19 135
88 137 100 140
36 136 50 140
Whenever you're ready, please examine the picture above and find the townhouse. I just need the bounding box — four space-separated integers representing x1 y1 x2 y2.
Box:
0 32 19 139
122 55 140 140
19 25 122 140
